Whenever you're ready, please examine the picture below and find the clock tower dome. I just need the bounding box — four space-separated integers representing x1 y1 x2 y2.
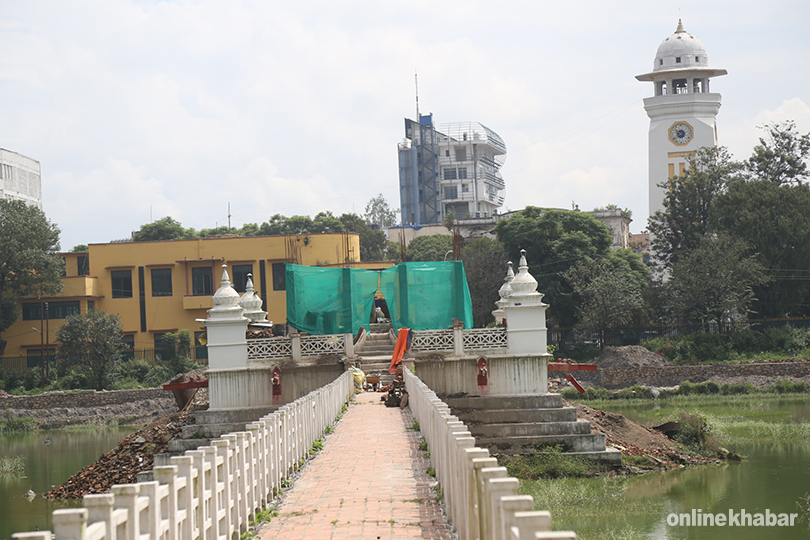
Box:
636 20 727 218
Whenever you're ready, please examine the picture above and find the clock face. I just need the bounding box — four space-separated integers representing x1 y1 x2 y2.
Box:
669 122 694 146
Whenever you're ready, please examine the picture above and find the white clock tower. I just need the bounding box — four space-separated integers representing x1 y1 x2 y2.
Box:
636 20 727 218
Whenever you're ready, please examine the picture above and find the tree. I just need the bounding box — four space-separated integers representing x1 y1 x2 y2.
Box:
0 200 63 355
494 207 613 326
365 194 398 228
669 233 770 330
72 244 89 252
746 121 810 186
199 225 238 238
133 217 197 241
56 309 126 390
339 213 388 261
460 237 509 327
714 177 810 317
406 234 454 262
311 211 345 233
647 147 740 271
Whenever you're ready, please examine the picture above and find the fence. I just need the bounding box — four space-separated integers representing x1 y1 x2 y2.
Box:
247 333 350 362
12 370 354 540
409 327 508 356
404 369 576 540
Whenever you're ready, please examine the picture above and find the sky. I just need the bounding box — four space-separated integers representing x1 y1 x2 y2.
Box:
2 0 809 252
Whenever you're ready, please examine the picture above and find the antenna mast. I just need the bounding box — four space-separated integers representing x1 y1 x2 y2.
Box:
415 70 419 118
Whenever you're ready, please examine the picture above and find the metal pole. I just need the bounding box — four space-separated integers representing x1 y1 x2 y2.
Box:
39 288 44 388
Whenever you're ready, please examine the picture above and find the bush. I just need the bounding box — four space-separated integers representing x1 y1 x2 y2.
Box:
729 329 768 353
688 333 731 362
640 336 678 361
55 368 93 390
117 359 153 383
720 382 755 395
675 411 716 452
770 379 808 394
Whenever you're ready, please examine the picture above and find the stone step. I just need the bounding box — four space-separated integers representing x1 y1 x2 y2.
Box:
357 346 395 355
453 407 578 424
475 432 608 454
443 393 565 411
468 420 592 438
570 447 624 466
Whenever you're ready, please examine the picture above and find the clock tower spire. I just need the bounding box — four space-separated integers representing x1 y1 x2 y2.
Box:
636 20 727 219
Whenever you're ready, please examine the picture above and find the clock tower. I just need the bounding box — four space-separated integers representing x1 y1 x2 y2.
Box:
636 20 727 218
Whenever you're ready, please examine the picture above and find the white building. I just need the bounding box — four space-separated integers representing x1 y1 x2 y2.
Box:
0 148 42 209
398 115 506 225
636 20 727 219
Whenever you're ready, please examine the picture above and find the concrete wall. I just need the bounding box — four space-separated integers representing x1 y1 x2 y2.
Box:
208 363 344 409
414 354 548 396
0 387 169 410
574 361 810 389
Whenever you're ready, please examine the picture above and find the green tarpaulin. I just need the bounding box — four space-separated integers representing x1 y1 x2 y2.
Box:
285 261 473 335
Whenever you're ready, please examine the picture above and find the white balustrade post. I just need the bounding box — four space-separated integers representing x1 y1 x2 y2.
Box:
235 431 255 522
84 493 116 540
486 477 520 540
343 333 354 357
212 439 233 540
463 448 491 540
474 462 503 540
454 324 464 356
187 450 209 540
511 511 552 539
137 481 163 540
111 484 141 540
499 495 534 540
222 433 246 534
169 455 195 540
200 446 219 540
52 509 87 540
247 423 267 507
154 466 179 540
290 332 302 362
12 533 51 540
451 435 476 540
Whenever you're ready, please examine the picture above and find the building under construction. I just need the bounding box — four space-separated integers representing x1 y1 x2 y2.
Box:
397 115 506 225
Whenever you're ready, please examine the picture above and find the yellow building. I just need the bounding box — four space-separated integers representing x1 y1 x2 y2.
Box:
2 233 389 365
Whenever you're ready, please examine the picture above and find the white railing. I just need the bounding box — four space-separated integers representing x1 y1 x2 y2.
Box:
247 333 352 362
404 369 577 540
14 371 354 540
410 327 508 355
410 329 455 352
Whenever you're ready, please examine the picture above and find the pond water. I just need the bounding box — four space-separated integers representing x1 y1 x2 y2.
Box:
0 427 133 540
552 397 810 539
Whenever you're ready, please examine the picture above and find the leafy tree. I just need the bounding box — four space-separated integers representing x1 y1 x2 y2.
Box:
714 177 810 317
494 207 612 326
0 200 63 355
258 214 289 236
647 147 740 271
746 121 810 186
133 217 197 242
460 237 509 327
56 309 126 390
311 211 345 233
238 223 261 237
669 233 770 330
72 244 89 252
365 194 398 228
160 329 194 375
199 225 238 238
563 254 646 350
339 213 388 261
406 234 454 262
593 203 632 219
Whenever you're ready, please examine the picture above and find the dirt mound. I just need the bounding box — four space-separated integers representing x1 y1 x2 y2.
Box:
573 401 712 468
593 345 670 369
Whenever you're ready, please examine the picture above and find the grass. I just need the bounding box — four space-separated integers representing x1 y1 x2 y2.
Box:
500 446 610 479
0 456 25 476
0 417 36 433
519 476 665 540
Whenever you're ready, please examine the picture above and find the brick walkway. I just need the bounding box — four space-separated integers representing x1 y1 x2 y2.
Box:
258 391 453 540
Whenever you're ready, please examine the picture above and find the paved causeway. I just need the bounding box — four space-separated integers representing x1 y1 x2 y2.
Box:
258 391 452 539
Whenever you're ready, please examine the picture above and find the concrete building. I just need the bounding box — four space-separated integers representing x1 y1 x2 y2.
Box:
0 148 42 209
1 233 390 363
398 115 506 225
636 20 727 218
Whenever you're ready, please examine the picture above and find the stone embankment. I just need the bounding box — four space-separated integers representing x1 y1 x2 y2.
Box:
571 346 810 389
0 387 179 428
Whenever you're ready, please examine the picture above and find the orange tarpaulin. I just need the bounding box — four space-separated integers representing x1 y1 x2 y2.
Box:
389 328 411 374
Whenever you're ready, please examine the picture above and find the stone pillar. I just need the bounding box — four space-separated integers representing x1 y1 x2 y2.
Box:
501 250 551 393
198 265 249 371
